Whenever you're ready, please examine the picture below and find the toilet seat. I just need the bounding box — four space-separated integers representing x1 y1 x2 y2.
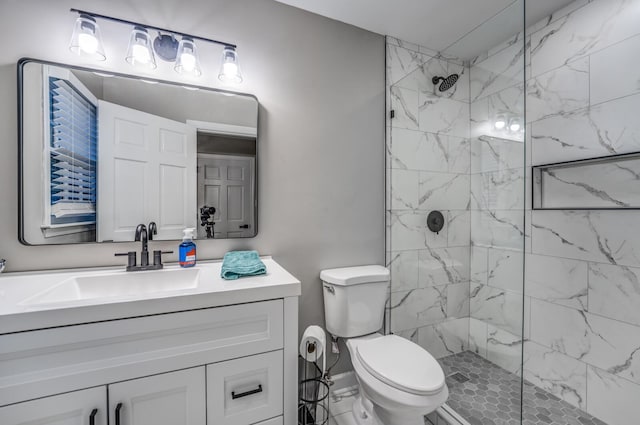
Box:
355 334 445 396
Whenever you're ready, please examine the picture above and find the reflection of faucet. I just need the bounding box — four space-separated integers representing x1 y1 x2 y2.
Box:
148 222 157 240
135 224 149 266
115 223 172 272
0 259 5 273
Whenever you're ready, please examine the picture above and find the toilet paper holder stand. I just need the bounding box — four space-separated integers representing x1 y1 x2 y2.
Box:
298 339 330 425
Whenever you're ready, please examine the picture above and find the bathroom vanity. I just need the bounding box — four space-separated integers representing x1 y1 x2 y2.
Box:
0 258 300 425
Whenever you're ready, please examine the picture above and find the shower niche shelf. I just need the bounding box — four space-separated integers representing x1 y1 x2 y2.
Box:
532 151 640 210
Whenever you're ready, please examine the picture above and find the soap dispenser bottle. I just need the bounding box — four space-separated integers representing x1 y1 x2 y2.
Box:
179 228 196 268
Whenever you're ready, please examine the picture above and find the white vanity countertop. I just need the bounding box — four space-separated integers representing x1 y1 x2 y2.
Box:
0 257 301 334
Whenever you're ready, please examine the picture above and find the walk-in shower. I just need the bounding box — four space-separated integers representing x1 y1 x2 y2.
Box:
386 0 639 424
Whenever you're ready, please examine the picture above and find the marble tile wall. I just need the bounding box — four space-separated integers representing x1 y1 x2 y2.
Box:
386 37 471 360
467 1 640 424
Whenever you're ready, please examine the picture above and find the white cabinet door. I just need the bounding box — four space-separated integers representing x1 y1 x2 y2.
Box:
0 386 106 425
97 100 197 241
108 367 205 425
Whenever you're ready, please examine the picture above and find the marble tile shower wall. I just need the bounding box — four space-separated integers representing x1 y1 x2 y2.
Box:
467 1 640 424
386 36 472 359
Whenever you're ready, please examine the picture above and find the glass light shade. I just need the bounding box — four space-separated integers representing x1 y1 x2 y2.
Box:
125 26 157 69
509 117 522 132
218 46 243 83
175 37 202 77
69 15 106 61
494 114 507 130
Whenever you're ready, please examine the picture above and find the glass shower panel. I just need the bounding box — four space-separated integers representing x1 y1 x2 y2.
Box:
386 1 526 423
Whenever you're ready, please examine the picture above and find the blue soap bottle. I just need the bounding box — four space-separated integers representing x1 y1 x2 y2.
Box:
179 228 196 268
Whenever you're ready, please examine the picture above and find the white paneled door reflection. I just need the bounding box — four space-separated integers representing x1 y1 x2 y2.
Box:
197 155 254 239
97 100 197 242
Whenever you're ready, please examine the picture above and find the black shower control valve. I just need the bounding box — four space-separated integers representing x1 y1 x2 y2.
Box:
427 210 445 234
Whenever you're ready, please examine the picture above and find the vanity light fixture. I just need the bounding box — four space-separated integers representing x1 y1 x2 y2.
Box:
125 27 157 69
68 9 243 83
175 37 202 77
493 113 523 133
494 114 507 130
69 14 106 60
218 46 243 83
509 117 522 133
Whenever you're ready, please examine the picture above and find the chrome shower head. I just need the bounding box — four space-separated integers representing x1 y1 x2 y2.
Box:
432 74 459 92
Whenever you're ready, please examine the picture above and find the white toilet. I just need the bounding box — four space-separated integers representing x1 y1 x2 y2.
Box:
321 265 448 425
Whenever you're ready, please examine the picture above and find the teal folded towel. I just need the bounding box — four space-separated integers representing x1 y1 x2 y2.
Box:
221 250 267 280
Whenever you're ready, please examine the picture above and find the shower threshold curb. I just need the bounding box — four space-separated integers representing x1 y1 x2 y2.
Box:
438 404 471 425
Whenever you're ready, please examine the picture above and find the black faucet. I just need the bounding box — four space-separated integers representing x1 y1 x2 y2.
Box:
116 223 172 271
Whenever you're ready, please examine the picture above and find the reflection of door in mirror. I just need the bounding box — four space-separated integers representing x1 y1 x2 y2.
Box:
197 155 255 239
192 122 257 239
97 101 197 241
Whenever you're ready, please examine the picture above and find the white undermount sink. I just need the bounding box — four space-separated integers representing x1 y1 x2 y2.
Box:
20 268 201 307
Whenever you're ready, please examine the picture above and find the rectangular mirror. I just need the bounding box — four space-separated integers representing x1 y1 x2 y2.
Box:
19 59 258 245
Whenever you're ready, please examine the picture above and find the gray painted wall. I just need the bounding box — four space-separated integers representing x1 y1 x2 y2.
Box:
0 0 385 372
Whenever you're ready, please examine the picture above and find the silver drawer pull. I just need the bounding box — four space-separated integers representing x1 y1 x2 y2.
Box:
231 384 263 400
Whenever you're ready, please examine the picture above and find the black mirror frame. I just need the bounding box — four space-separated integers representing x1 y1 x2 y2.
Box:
17 57 259 245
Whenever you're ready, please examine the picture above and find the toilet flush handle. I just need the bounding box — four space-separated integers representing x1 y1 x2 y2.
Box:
323 284 335 294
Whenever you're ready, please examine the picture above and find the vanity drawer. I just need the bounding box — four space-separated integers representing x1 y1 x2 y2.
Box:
207 350 283 425
0 300 283 407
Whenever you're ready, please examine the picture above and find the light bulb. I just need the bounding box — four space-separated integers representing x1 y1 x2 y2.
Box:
223 62 238 77
174 37 202 77
132 44 151 64
494 119 506 130
69 14 106 61
78 33 98 54
125 26 156 69
180 53 196 71
218 46 243 84
508 117 522 132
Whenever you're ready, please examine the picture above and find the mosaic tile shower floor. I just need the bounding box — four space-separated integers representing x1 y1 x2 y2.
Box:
439 351 607 425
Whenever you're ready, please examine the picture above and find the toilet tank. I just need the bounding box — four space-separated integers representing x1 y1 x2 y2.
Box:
320 265 390 338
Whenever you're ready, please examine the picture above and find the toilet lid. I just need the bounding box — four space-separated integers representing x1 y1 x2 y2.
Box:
356 335 445 396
